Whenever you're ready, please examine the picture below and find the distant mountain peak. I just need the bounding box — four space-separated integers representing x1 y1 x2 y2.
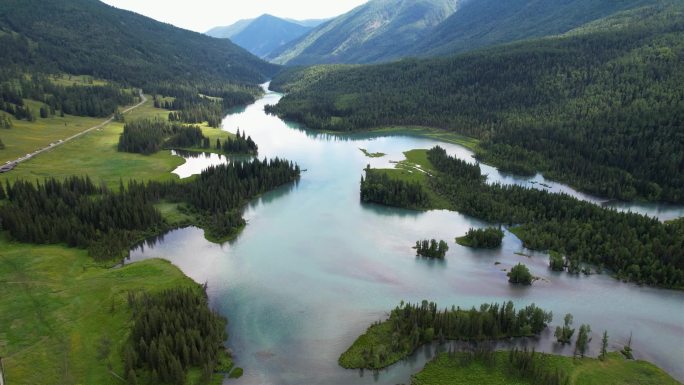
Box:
206 14 327 59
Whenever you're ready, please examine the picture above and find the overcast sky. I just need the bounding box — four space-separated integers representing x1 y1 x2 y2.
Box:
101 0 369 33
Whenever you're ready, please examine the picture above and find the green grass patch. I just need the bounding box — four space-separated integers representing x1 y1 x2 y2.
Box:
369 149 450 209
359 148 386 158
339 322 409 369
411 352 680 385
47 74 109 87
0 101 104 163
0 232 226 385
0 96 185 189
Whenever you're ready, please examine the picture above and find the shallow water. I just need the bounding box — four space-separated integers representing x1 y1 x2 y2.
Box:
130 86 684 384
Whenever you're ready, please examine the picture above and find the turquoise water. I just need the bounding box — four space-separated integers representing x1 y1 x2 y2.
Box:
129 86 684 384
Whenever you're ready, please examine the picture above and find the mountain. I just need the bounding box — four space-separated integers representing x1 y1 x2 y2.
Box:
230 14 313 58
285 18 331 28
416 0 655 57
268 0 460 65
205 18 255 39
0 0 278 88
269 3 684 203
270 0 660 65
206 15 326 59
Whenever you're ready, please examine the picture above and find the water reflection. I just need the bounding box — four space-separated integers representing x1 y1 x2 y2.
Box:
128 85 684 384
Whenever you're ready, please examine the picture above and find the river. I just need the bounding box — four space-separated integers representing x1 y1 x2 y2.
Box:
128 85 684 384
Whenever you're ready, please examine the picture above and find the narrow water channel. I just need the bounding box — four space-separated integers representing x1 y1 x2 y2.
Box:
129 85 684 384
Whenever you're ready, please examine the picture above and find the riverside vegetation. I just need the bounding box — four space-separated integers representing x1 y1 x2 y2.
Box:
361 146 684 288
269 3 684 203
339 300 552 369
456 227 504 248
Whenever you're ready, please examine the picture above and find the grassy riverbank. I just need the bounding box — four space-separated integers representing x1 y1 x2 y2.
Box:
0 233 229 385
0 95 235 190
411 352 681 385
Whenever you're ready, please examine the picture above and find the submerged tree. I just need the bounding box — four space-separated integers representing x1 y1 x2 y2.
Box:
575 324 592 358
600 330 609 361
554 314 575 344
508 263 533 285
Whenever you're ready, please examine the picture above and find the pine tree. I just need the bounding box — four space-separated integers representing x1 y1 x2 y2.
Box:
600 330 609 361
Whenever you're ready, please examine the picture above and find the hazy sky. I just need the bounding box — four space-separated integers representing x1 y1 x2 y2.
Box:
101 0 369 33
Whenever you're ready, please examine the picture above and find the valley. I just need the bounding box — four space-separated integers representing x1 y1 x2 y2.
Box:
0 0 682 384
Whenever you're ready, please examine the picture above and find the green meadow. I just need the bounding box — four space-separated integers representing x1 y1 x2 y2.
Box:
411 352 681 385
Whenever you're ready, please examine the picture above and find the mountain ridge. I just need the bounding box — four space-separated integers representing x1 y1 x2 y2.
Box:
270 0 663 65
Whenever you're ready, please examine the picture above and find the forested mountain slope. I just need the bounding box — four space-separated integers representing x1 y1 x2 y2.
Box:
270 0 658 65
417 0 654 57
268 0 460 65
269 4 684 203
0 0 278 88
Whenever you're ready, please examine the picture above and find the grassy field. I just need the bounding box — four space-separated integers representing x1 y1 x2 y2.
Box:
0 102 104 163
0 94 241 384
369 149 451 210
368 126 480 152
0 232 218 385
411 352 681 385
0 95 234 189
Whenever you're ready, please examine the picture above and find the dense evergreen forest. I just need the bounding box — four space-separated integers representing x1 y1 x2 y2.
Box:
118 119 207 155
415 239 449 258
125 288 229 385
339 300 552 369
0 159 300 260
160 90 256 128
270 4 684 203
218 129 258 155
124 289 228 385
363 146 684 287
0 0 278 133
360 166 430 209
456 227 504 248
0 0 277 89
0 70 136 119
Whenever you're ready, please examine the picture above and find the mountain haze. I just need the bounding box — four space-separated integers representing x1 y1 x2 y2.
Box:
226 14 313 58
206 18 255 39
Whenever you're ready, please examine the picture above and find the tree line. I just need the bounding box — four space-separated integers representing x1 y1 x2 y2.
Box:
124 288 227 385
457 227 504 248
415 239 449 258
156 85 258 128
360 166 430 209
0 69 136 119
117 118 206 155
340 300 552 369
270 5 684 203
217 129 258 155
0 158 300 260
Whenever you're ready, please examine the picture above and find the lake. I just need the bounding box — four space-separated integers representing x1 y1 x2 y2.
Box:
129 85 684 384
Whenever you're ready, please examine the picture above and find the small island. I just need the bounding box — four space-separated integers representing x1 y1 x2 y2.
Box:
359 148 386 158
508 263 533 285
338 300 552 370
456 227 504 248
415 239 449 258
